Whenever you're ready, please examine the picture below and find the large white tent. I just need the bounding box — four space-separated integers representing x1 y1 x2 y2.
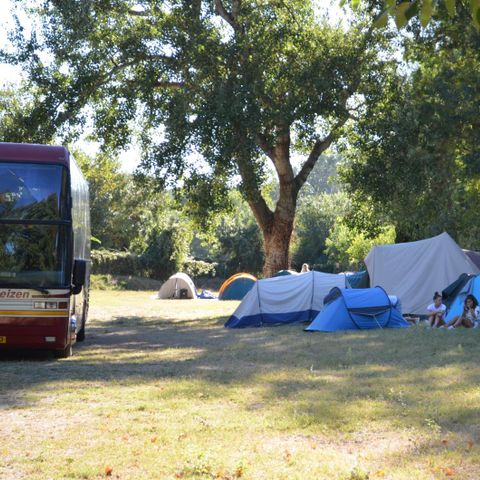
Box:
225 271 348 328
364 232 479 315
158 272 197 299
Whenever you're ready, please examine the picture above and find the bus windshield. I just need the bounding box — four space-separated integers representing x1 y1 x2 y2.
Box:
0 224 69 287
0 162 70 287
0 163 68 220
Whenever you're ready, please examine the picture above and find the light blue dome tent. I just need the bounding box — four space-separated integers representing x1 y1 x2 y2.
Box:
305 287 410 332
444 274 480 322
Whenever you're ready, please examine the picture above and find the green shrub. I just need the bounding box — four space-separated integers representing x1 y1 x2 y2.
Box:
90 274 162 291
140 224 193 280
91 249 144 276
183 258 217 278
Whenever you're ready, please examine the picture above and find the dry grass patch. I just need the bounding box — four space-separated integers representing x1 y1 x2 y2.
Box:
0 290 479 479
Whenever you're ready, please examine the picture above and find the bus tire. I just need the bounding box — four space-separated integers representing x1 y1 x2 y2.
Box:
55 344 73 358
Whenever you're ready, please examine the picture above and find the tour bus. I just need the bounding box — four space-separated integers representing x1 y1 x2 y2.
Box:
0 143 90 357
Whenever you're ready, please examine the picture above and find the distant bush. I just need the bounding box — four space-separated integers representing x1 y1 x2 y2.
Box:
141 224 193 280
91 249 144 276
183 258 217 278
90 274 162 291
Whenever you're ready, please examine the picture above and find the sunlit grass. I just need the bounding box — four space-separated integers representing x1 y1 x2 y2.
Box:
0 290 479 479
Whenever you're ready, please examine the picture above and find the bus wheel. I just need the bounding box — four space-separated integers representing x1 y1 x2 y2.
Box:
55 344 73 358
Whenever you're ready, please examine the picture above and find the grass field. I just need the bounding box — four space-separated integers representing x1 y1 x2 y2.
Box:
1 290 479 480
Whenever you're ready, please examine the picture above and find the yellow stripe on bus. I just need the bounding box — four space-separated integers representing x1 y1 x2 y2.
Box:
0 310 69 316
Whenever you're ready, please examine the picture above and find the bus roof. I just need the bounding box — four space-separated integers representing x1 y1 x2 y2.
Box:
0 143 70 168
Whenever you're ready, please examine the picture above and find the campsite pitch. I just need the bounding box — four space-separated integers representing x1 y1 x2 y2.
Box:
0 290 479 479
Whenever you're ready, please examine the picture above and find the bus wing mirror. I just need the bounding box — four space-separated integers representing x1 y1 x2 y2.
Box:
72 259 87 294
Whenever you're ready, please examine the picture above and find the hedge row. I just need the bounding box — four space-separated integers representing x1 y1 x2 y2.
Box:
90 249 217 280
91 249 144 276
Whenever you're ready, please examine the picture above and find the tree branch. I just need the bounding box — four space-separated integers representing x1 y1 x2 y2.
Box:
255 132 275 161
128 9 149 16
236 153 274 232
214 0 236 29
294 123 342 190
295 24 376 190
232 0 241 19
152 81 185 89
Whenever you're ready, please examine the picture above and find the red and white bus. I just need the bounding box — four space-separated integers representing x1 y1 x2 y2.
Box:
0 143 90 357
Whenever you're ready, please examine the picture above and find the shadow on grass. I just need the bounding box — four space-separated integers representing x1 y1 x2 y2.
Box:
1 313 479 436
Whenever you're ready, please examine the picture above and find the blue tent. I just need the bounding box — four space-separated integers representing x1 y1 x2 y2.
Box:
445 274 480 322
219 273 257 301
346 270 370 289
305 287 410 332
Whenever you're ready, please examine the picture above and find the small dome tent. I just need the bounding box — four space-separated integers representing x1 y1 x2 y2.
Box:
158 273 197 299
218 273 257 301
225 271 347 328
306 287 410 332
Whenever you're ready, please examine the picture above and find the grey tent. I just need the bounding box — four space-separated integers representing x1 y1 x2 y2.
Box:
158 273 197 299
364 232 479 315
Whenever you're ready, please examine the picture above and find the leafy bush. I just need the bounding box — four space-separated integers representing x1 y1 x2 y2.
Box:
141 223 193 280
182 258 217 278
91 249 144 276
292 192 350 271
325 224 396 271
90 274 162 291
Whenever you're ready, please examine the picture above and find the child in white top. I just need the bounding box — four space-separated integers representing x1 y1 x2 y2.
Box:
426 292 447 328
446 294 480 329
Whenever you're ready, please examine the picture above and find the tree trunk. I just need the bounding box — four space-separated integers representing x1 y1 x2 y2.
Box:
244 124 301 277
262 211 295 277
249 181 298 278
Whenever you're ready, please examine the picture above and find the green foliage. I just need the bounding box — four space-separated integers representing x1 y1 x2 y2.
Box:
141 223 193 280
345 0 480 29
297 154 342 196
2 0 389 274
192 191 265 277
182 258 217 278
340 10 480 246
91 249 144 276
217 221 264 277
74 150 132 250
292 192 350 270
89 274 161 291
325 224 396 271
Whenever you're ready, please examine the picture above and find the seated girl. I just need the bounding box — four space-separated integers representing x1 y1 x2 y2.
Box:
446 294 479 329
427 292 446 328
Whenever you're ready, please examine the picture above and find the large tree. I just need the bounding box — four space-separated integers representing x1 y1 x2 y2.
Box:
2 1 388 276
340 8 480 245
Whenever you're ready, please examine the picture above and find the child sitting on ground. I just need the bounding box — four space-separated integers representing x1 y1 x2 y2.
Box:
427 292 446 328
446 294 479 329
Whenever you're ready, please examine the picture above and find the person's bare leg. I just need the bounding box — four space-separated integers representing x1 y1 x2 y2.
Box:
433 314 443 328
453 316 464 327
446 316 459 327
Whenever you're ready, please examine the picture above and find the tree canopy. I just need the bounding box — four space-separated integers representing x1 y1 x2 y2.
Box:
2 0 390 276
340 6 480 246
